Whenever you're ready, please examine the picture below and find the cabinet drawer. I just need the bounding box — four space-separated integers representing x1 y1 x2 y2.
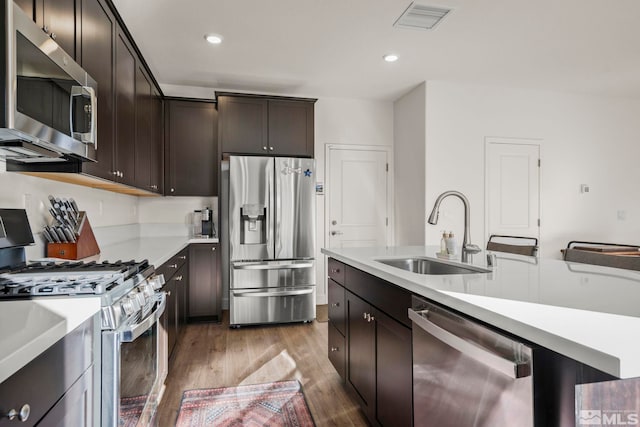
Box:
328 278 345 335
328 323 346 380
328 258 345 285
0 317 94 427
345 265 412 328
157 247 188 281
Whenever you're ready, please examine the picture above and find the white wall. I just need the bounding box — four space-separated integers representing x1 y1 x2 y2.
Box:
0 160 138 255
423 81 640 258
393 83 426 245
314 97 394 302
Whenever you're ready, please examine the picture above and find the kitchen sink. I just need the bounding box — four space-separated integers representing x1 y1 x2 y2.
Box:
376 257 490 275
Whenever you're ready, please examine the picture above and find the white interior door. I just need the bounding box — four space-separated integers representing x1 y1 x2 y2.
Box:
486 139 540 241
327 146 389 248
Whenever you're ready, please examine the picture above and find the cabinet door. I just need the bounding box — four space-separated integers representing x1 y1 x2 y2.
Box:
134 66 152 190
165 100 217 196
188 244 220 320
328 279 345 335
375 309 413 427
268 99 314 157
80 0 115 180
149 89 163 193
114 30 136 185
35 367 93 426
218 96 268 155
38 0 77 58
346 291 375 414
165 278 177 358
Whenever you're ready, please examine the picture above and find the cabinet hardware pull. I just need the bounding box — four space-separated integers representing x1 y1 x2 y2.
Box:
4 404 31 421
169 264 178 269
212 247 216 251
269 146 274 151
331 302 339 307
166 291 171 297
330 347 339 352
262 146 267 151
175 276 183 281
43 25 49 33
179 256 187 260
363 312 368 320
330 268 340 273
50 32 56 40
170 188 175 193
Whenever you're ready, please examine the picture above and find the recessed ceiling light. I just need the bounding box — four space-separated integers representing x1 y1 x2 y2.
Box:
383 54 399 62
204 34 223 44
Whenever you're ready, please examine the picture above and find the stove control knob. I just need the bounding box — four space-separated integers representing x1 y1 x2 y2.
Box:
140 284 154 298
130 294 142 312
149 274 165 290
121 300 134 315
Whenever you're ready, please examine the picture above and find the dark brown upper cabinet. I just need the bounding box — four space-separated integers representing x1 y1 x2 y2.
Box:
35 0 78 59
134 66 152 190
150 88 164 194
165 99 218 196
114 30 136 186
80 0 115 181
217 93 315 158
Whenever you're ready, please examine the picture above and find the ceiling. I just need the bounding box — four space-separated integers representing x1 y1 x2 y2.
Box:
111 0 640 101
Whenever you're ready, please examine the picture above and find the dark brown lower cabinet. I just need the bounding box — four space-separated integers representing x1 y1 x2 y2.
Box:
188 243 221 322
375 308 413 427
328 260 413 427
346 291 376 417
158 248 189 361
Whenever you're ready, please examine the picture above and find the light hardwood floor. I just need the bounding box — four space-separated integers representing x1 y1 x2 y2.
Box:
156 309 368 426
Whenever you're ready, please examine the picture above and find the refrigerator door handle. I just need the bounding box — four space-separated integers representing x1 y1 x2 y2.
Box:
233 261 314 270
233 288 314 297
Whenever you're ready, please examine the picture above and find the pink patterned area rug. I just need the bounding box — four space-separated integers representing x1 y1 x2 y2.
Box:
175 380 315 427
120 395 147 427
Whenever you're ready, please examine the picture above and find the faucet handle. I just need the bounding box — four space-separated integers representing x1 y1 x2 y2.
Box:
464 243 482 253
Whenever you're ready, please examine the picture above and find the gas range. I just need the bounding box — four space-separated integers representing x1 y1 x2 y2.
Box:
0 259 165 329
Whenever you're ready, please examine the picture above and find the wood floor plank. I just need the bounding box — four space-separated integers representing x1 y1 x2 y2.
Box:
156 310 368 426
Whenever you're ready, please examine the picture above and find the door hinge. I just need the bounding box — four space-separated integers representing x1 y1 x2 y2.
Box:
538 159 541 167
385 163 389 172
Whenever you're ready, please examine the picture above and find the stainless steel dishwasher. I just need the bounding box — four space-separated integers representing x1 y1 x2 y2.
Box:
409 296 534 427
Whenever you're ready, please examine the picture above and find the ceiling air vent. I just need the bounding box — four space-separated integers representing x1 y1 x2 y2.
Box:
393 3 451 30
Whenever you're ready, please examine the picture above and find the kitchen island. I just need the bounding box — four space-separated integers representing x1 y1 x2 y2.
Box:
322 245 640 379
322 245 640 426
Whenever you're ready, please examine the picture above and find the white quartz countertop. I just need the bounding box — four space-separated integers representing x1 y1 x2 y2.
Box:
0 297 101 383
321 245 640 379
54 236 219 268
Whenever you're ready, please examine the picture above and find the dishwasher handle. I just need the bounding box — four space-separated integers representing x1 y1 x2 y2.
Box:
408 308 531 379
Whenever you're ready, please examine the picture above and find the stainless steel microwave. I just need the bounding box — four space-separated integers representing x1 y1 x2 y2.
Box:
0 1 97 163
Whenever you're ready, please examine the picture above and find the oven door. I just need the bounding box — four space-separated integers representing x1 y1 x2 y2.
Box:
102 293 166 427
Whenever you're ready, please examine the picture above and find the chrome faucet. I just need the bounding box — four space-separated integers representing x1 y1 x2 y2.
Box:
427 190 481 254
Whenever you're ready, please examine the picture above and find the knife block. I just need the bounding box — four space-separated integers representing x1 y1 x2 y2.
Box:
46 212 100 260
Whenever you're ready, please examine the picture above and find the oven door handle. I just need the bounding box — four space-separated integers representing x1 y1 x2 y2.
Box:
119 293 166 343
232 288 314 297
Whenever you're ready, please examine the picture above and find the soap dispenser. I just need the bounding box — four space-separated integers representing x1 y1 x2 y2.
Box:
440 231 448 254
446 231 457 255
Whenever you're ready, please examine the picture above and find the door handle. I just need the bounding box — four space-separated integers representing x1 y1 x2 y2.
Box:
331 230 343 236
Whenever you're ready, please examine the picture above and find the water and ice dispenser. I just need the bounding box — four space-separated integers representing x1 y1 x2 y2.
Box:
240 204 267 244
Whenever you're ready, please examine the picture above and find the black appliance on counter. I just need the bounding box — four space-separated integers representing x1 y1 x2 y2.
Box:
0 209 166 427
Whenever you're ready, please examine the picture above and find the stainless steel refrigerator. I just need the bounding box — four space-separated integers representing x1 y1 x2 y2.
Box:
222 155 316 327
